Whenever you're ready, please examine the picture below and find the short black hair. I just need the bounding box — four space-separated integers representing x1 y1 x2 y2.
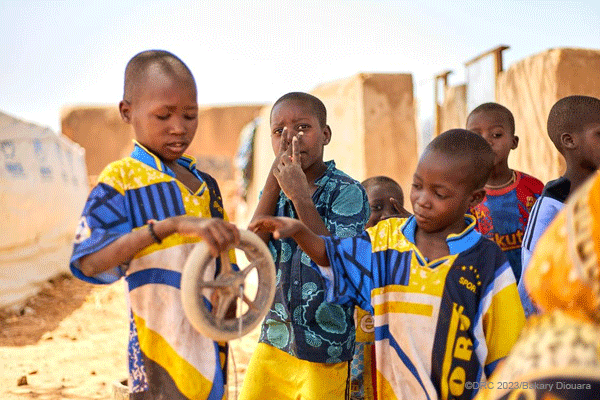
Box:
425 129 494 190
362 176 404 204
467 102 516 136
270 92 327 127
547 95 600 153
123 50 196 102
361 175 401 189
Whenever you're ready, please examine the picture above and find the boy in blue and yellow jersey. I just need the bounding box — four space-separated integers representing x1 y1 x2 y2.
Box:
466 103 544 283
239 92 370 400
250 129 526 400
69 50 240 400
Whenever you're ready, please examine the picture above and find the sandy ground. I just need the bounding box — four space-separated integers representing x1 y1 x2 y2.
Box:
0 274 259 400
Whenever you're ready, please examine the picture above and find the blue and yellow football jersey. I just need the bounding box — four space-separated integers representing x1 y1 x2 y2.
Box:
317 215 525 400
70 142 234 400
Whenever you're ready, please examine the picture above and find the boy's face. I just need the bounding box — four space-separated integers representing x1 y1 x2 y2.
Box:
270 99 331 171
119 69 198 164
365 183 409 228
466 111 517 167
410 151 482 234
577 122 600 171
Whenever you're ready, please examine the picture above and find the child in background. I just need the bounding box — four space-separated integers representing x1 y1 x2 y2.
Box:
520 95 600 316
467 102 544 282
362 176 411 228
251 129 526 400
349 176 411 400
69 50 240 399
239 92 370 400
476 170 600 400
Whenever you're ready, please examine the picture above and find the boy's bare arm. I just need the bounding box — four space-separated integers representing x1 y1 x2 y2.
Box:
250 217 330 266
274 135 330 236
78 216 240 277
249 171 281 243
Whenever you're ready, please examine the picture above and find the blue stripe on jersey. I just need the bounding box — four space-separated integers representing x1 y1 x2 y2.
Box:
447 226 481 254
143 185 159 219
402 215 481 257
126 268 182 291
473 260 512 328
133 188 149 225
131 143 166 172
484 358 501 377
328 231 375 308
523 177 570 251
522 196 542 250
376 250 411 287
86 183 130 231
207 342 225 400
468 259 512 378
475 366 483 394
427 258 448 269
375 325 432 400
131 141 208 187
126 181 186 228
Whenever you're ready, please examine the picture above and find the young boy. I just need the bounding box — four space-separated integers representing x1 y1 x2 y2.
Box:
362 175 412 228
519 95 600 316
69 50 240 400
250 129 526 400
239 92 370 400
350 176 411 400
466 103 544 283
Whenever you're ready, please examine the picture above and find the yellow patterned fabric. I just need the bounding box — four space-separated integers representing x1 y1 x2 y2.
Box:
524 174 600 323
473 311 600 400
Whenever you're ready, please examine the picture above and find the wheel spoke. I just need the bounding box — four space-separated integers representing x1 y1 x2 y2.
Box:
242 259 264 277
214 292 236 327
220 252 234 274
240 293 257 310
197 280 229 288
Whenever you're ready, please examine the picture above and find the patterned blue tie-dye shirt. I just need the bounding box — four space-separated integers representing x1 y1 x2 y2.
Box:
259 160 370 363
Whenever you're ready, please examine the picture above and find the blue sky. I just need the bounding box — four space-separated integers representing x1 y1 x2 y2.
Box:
0 0 599 133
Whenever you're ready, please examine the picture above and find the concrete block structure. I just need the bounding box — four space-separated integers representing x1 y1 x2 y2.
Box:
498 48 600 184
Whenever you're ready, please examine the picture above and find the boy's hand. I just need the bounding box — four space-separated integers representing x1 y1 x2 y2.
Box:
270 127 289 177
274 134 311 202
175 217 240 257
251 216 329 266
249 216 303 239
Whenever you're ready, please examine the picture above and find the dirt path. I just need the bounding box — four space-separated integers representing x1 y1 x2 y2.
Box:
0 275 258 400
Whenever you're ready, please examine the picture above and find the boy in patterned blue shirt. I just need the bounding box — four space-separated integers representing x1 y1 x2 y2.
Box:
239 92 370 400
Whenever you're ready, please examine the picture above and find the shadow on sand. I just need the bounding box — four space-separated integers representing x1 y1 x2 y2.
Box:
0 274 94 346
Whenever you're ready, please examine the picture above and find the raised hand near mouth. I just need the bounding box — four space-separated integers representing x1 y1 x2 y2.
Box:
273 129 311 203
